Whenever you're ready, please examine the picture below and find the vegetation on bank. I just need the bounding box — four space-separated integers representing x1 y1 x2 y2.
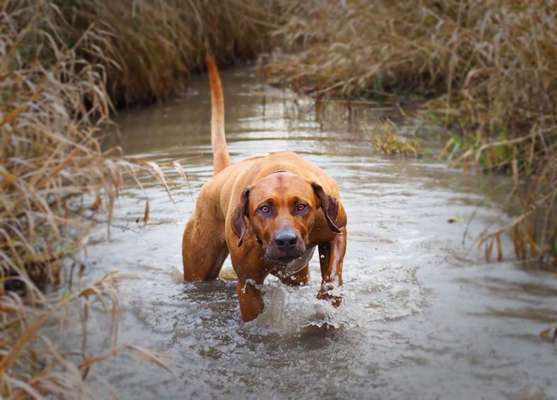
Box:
260 0 557 266
53 0 279 106
1 0 278 397
0 1 132 396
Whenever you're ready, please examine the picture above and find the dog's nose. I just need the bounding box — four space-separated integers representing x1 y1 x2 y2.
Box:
274 230 298 248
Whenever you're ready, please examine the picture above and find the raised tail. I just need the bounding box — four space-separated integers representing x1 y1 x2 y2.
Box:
206 55 230 175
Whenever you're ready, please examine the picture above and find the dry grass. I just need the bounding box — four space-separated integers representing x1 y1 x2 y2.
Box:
2 273 118 398
261 0 557 266
0 0 124 295
1 0 121 395
0 1 172 397
54 0 280 106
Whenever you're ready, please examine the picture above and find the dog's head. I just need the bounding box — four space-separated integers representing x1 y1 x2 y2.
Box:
232 172 346 266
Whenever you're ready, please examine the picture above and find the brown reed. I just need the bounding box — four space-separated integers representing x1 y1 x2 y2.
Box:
261 0 557 265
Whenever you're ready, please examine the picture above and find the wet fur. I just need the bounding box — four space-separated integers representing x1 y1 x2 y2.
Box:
182 56 347 321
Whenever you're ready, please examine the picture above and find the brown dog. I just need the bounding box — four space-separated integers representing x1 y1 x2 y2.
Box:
182 56 347 322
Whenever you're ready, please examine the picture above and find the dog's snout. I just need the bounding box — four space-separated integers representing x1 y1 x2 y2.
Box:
274 230 298 248
266 228 305 266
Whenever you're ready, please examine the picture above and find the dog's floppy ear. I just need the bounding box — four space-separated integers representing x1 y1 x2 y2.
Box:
232 187 251 247
311 182 347 234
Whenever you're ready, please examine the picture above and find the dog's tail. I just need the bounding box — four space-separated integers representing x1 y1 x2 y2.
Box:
206 55 230 175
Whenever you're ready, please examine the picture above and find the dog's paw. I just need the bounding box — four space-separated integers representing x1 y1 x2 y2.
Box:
317 284 342 307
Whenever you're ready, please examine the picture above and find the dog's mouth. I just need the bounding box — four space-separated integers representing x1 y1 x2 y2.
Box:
266 246 316 277
264 251 303 266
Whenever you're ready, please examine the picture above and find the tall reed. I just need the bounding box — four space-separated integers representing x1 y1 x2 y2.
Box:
54 0 280 106
261 0 557 265
0 1 166 396
0 0 115 395
1 0 122 294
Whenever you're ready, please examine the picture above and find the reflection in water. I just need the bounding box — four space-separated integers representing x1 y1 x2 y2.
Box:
75 68 557 399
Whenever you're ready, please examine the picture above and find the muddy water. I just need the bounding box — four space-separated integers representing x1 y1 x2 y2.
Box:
86 68 557 399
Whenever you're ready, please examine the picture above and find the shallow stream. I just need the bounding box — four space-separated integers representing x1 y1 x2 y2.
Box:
80 67 557 399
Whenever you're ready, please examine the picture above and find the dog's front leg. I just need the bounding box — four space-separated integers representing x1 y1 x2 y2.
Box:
317 228 347 307
231 250 268 322
236 275 265 322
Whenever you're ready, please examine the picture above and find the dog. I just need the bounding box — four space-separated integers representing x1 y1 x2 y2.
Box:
182 56 347 322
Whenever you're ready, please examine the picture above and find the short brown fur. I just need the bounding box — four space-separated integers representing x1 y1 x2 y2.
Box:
183 57 347 322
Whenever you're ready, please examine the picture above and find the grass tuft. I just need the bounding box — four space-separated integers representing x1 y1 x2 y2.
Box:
371 122 423 157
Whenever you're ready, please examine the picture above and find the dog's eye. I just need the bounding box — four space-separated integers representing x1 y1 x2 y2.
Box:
295 203 307 212
258 205 272 214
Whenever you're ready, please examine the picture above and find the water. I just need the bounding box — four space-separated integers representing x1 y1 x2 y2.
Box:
79 68 557 399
